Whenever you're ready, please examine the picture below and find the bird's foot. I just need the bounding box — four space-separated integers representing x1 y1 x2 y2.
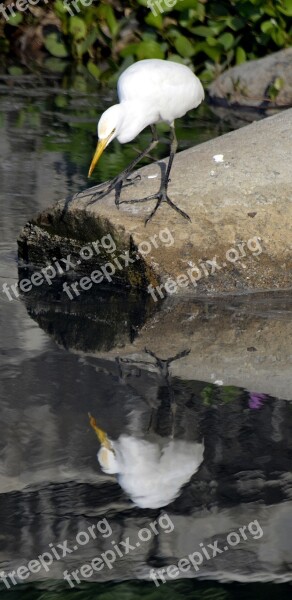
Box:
78 174 141 208
120 190 191 225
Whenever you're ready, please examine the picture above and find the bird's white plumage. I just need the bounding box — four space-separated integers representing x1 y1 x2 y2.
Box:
118 59 204 123
97 59 204 145
97 435 204 509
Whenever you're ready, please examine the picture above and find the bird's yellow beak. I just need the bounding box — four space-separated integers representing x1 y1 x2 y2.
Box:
88 135 110 177
88 413 111 450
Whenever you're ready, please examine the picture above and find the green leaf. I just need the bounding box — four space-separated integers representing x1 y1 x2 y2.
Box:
79 27 99 55
44 57 68 73
175 0 198 9
228 16 245 31
278 0 292 16
260 20 274 34
271 27 286 46
199 41 222 62
120 43 139 58
167 54 189 64
105 5 119 37
7 12 23 25
44 33 69 58
145 12 163 29
206 19 225 36
192 25 213 37
206 36 218 47
55 95 68 109
87 61 101 81
8 66 23 75
97 4 119 37
136 40 165 60
174 35 195 57
69 16 87 40
267 76 285 100
274 76 285 91
218 32 234 51
54 0 67 15
71 74 87 92
236 46 246 64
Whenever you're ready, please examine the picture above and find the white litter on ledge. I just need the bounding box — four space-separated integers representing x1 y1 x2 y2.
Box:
148 174 158 179
213 154 224 163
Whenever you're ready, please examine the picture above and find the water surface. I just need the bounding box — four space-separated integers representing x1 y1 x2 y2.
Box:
0 66 291 599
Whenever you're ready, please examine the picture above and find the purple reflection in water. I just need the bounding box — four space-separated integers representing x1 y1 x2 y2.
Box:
249 392 268 409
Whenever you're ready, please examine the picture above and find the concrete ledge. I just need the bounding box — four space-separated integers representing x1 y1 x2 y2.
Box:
18 108 292 295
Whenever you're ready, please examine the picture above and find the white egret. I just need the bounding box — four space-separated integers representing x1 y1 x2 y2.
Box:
89 414 204 509
86 59 204 224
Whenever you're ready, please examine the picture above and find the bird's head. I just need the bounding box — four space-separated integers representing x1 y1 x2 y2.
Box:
88 104 122 177
98 445 119 475
88 413 119 475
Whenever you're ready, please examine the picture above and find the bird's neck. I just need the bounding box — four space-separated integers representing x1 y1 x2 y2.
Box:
117 101 159 144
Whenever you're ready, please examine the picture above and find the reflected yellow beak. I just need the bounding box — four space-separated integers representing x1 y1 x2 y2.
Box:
88 135 110 177
88 413 111 450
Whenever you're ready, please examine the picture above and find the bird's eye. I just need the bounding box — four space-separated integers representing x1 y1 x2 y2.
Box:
111 128 116 134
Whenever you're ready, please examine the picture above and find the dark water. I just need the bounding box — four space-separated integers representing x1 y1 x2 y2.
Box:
0 67 292 599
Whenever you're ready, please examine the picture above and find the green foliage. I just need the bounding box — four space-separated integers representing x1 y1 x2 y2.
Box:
44 33 69 58
7 12 23 25
0 0 292 81
201 384 241 406
267 75 285 99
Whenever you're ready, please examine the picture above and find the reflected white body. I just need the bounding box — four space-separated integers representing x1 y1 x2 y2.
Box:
98 59 205 146
97 435 204 509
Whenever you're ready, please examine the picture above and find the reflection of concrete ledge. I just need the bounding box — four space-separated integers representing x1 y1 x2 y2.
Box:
24 288 292 400
18 109 292 295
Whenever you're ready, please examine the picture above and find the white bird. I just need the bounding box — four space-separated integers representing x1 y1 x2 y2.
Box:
89 414 204 509
86 59 204 224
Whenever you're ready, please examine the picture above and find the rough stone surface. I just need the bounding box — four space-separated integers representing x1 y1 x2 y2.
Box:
18 108 292 295
209 48 292 108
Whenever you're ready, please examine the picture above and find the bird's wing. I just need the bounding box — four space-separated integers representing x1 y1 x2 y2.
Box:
117 60 204 121
116 436 204 508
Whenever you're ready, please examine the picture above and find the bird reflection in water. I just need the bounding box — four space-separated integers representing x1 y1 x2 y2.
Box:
89 349 204 509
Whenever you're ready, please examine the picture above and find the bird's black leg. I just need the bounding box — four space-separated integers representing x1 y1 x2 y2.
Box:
80 126 159 208
120 124 191 225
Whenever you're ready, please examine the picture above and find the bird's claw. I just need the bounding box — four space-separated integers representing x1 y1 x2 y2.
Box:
120 191 191 225
82 173 141 208
124 174 141 186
